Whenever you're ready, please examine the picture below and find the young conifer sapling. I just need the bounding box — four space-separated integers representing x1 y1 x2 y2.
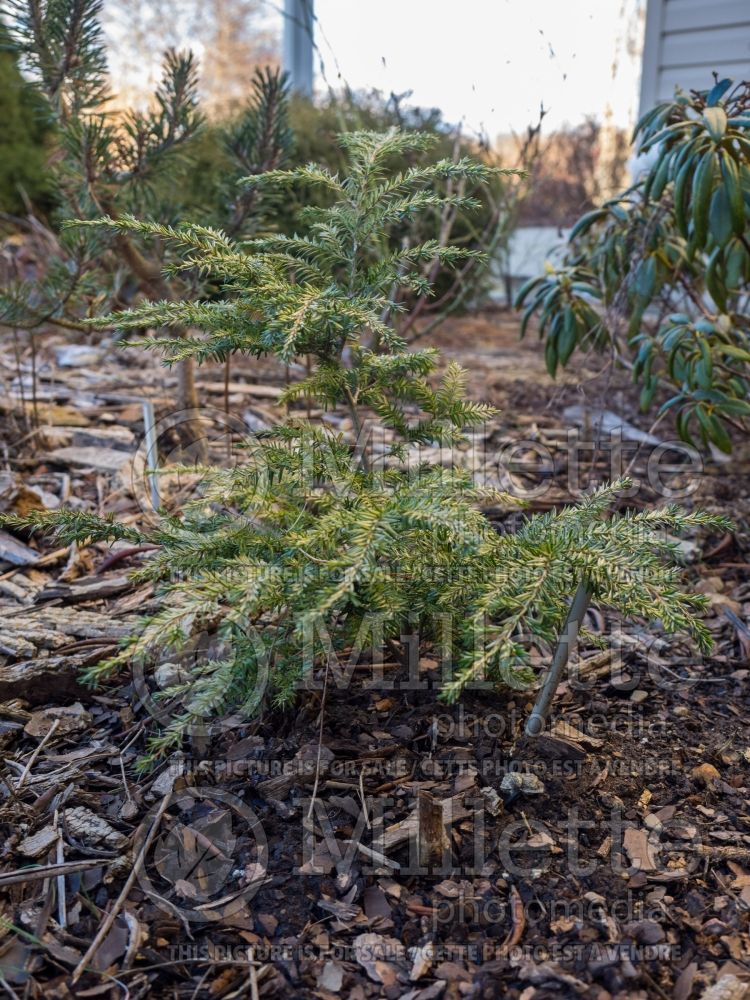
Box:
5 130 729 759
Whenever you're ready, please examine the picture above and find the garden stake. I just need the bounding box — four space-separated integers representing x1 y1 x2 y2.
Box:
525 581 591 737
141 399 161 513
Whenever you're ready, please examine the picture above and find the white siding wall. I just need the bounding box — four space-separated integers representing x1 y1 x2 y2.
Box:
639 0 750 114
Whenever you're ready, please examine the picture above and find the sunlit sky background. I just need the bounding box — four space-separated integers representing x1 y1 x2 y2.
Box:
105 0 647 141
311 0 646 138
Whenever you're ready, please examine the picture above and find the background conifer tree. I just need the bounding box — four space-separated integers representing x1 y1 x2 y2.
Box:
0 22 53 215
0 0 292 456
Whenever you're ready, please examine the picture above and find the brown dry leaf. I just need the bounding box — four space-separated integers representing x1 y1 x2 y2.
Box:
550 914 577 933
25 702 91 738
257 913 278 936
622 827 657 872
526 830 558 851
433 879 461 899
551 720 603 748
353 932 405 986
41 935 82 967
89 917 129 973
409 943 434 981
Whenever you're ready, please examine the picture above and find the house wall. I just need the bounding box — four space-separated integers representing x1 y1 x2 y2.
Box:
639 0 750 114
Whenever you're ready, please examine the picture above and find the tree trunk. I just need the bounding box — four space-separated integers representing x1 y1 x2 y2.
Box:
175 349 208 465
111 230 209 464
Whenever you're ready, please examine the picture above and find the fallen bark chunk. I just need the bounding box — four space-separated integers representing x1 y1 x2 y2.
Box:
417 790 449 868
353 932 406 986
0 529 39 567
47 445 136 474
70 426 135 450
36 573 133 603
54 345 104 367
17 826 59 859
63 806 128 849
0 654 95 705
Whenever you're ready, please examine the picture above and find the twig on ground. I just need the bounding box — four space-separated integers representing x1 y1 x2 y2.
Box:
0 860 104 888
498 885 526 956
71 789 172 984
17 718 60 790
306 660 331 821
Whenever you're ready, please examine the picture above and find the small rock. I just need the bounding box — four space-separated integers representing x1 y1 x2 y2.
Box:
625 919 665 944
692 762 721 786
243 410 270 433
670 537 701 562
701 918 730 937
698 974 749 1000
317 961 344 992
500 772 546 796
154 662 189 689
54 344 103 367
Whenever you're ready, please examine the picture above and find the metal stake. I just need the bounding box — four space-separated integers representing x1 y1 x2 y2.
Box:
525 581 591 737
141 399 161 513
